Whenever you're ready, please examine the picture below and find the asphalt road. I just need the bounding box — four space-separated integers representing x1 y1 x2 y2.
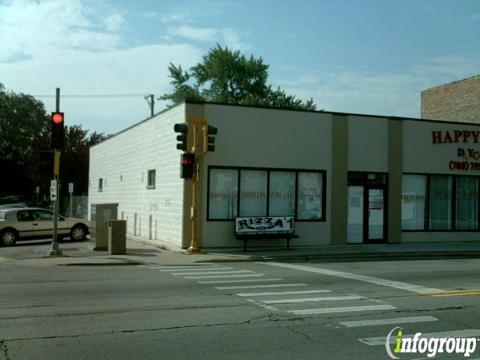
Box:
1 242 480 360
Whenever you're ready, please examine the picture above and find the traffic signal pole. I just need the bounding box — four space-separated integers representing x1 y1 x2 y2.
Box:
174 118 218 253
49 88 63 256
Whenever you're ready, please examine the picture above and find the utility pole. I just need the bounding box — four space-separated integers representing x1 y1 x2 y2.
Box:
145 94 154 117
48 87 63 256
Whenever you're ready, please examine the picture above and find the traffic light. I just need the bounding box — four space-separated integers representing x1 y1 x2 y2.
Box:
180 153 195 179
174 123 188 151
204 125 218 152
51 112 64 149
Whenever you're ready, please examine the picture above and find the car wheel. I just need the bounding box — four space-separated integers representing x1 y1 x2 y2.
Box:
1 229 18 246
70 225 87 241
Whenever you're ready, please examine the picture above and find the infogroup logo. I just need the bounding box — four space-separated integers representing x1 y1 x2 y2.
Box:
385 327 478 359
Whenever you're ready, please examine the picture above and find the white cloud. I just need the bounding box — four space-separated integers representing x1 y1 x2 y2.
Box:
0 0 125 60
104 13 126 32
0 0 203 133
274 55 480 118
168 25 249 51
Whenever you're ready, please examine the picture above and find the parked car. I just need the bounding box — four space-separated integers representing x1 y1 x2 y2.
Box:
0 207 90 246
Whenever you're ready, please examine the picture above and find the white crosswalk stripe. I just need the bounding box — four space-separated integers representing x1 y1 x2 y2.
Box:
185 273 264 279
340 316 438 328
289 304 396 315
198 278 284 284
215 283 307 290
158 267 233 272
171 270 253 276
236 289 331 297
261 294 364 304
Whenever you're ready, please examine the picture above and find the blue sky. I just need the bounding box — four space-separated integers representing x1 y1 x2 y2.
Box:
1 0 479 134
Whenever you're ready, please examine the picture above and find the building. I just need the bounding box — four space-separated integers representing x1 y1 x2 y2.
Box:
421 75 480 123
88 102 480 250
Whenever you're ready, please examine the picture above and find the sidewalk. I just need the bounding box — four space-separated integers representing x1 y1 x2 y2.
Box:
4 238 480 267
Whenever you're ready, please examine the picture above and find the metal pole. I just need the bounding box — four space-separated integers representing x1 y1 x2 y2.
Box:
49 88 62 256
69 192 73 217
188 126 199 252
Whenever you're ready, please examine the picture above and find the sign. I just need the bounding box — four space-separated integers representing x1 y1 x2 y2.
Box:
235 216 294 235
68 182 74 193
432 130 480 144
431 130 480 172
50 180 57 201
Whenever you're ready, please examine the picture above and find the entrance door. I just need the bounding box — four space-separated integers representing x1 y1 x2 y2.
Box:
347 172 387 244
347 186 364 244
367 188 385 243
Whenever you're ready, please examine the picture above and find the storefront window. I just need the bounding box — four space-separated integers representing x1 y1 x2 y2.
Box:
429 175 452 230
456 176 479 230
208 167 325 221
239 170 268 216
297 172 323 220
269 171 296 216
401 175 427 230
208 168 238 219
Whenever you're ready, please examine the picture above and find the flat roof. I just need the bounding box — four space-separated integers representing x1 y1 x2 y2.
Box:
92 100 480 148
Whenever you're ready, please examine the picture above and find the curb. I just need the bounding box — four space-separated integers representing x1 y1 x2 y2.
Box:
200 251 480 263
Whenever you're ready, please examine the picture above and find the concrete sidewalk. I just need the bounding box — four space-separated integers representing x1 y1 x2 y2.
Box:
3 238 480 267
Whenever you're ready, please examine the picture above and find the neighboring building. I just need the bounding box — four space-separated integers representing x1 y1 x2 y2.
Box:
421 75 480 123
89 102 480 250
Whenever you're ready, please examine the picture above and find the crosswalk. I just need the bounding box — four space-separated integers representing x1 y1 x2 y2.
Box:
144 262 400 318
142 262 480 359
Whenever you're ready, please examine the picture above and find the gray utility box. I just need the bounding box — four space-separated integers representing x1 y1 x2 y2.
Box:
108 220 127 255
91 203 118 251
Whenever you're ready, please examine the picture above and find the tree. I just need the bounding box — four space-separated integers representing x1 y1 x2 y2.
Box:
160 45 317 111
0 84 109 207
0 84 51 202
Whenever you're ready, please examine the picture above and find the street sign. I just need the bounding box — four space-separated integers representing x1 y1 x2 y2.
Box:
69 183 74 193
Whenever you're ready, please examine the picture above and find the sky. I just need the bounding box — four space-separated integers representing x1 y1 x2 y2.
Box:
1 0 479 135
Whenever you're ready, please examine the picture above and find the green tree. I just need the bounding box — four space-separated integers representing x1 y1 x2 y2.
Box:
160 45 317 111
0 84 109 206
0 83 51 202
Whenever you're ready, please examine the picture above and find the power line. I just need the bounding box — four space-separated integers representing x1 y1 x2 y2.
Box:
33 94 150 98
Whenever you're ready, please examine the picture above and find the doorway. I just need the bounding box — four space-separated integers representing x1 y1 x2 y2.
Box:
347 172 387 244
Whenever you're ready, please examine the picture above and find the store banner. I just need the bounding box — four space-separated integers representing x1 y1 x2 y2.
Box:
235 216 294 235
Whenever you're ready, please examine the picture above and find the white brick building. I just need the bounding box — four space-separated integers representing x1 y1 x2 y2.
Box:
89 102 480 249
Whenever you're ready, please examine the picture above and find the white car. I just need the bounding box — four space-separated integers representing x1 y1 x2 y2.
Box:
0 207 90 246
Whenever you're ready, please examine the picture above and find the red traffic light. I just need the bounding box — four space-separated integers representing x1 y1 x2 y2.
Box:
52 112 64 124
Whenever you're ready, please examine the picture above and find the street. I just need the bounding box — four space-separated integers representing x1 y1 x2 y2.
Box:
1 242 480 359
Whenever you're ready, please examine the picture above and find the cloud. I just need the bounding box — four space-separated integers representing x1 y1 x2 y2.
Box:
0 0 125 61
274 55 480 118
168 25 249 51
0 0 204 133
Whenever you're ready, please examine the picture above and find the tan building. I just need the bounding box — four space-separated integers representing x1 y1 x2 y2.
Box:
89 102 480 250
421 75 480 123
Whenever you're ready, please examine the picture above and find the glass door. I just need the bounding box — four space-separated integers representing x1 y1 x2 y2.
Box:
347 186 364 244
368 188 384 242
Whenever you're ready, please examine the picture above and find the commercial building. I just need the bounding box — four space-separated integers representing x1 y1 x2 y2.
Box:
422 75 480 123
88 102 480 249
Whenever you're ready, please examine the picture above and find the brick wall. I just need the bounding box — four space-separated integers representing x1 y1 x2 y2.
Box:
421 75 480 123
88 104 185 248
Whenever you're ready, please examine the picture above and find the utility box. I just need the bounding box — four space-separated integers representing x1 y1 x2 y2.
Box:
108 220 127 255
91 203 118 251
